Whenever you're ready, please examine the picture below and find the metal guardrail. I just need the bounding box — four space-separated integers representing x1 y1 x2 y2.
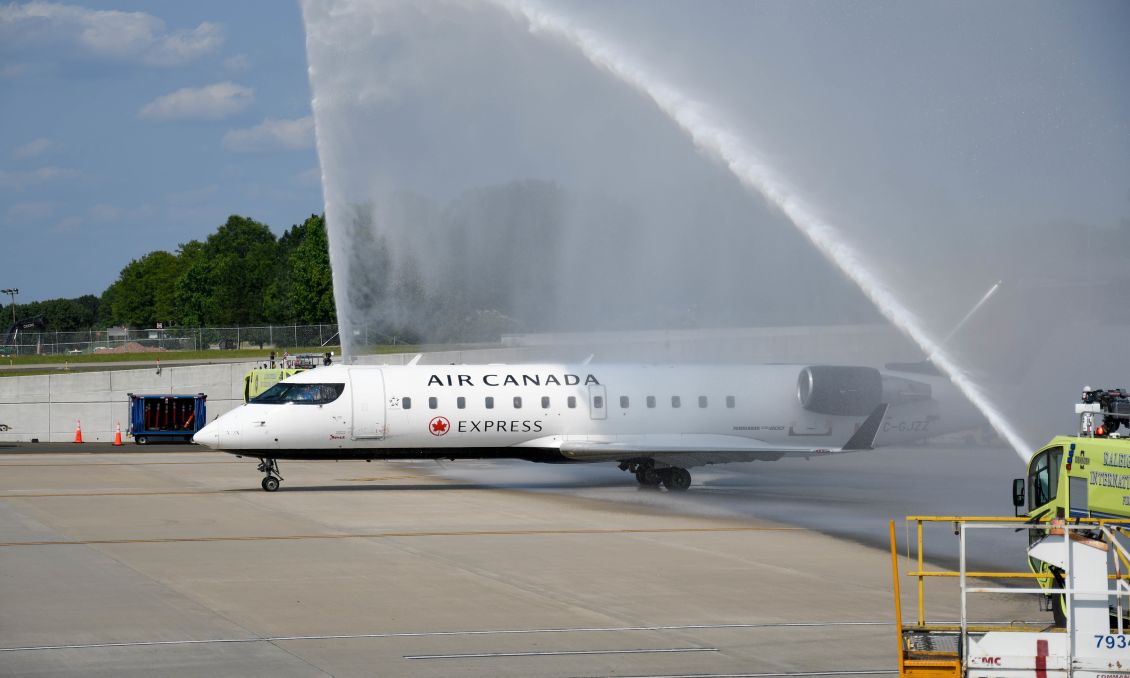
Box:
1 324 340 356
891 516 1130 678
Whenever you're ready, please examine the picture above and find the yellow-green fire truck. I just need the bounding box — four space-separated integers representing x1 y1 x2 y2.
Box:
1013 386 1130 623
242 352 333 402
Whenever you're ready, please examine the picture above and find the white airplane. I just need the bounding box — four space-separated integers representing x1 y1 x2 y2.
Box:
192 361 982 491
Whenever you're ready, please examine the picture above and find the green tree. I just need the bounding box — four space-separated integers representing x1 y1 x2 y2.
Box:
287 215 336 323
107 250 182 327
10 295 100 332
175 215 278 325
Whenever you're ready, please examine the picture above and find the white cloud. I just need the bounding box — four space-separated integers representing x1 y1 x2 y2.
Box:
1 62 35 78
224 53 250 72
12 137 54 160
4 201 54 223
138 82 253 121
223 116 315 152
0 165 80 191
86 204 123 222
50 215 81 233
165 184 218 204
0 2 222 66
296 166 322 187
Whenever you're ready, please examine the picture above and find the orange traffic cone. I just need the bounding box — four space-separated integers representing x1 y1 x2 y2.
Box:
73 419 83 444
113 422 123 446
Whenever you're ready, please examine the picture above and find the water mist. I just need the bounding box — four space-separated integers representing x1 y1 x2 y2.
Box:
496 0 1034 459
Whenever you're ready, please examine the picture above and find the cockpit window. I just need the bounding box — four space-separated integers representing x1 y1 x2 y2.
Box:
251 383 345 405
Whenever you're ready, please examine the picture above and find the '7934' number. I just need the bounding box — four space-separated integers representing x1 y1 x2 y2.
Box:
1095 635 1130 649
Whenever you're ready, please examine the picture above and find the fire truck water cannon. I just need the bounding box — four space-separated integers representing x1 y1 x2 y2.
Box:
1077 386 1130 437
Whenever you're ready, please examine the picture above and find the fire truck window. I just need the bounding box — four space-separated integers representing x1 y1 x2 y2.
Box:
1029 446 1063 510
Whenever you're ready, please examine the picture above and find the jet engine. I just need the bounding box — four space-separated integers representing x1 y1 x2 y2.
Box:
797 365 882 416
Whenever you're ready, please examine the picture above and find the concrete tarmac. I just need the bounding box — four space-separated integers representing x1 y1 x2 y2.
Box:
0 448 1040 678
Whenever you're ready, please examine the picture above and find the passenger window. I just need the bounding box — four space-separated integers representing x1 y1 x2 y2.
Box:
428 397 438 409
620 396 629 408
541 396 550 408
457 396 466 409
567 396 576 408
671 396 681 408
514 396 522 409
698 396 708 408
726 396 736 408
403 396 412 410
593 396 604 409
485 396 494 409
646 396 656 408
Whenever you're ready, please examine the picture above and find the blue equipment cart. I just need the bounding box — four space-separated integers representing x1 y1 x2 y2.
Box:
127 393 207 444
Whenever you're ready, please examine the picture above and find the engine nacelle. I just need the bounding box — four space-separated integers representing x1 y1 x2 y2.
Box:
797 365 882 416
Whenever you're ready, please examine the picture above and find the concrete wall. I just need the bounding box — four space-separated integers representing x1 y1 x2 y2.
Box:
0 362 259 443
0 324 917 443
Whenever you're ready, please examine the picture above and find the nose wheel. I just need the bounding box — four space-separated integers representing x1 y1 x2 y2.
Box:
257 458 283 492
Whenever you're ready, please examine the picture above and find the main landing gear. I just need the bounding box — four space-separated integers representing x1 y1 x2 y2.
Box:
618 460 692 492
257 458 283 492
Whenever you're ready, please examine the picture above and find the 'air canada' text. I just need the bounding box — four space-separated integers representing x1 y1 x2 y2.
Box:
427 373 600 387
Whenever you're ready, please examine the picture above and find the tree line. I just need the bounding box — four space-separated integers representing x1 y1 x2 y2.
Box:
3 214 335 332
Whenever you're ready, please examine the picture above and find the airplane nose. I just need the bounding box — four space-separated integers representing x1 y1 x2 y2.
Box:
192 423 220 448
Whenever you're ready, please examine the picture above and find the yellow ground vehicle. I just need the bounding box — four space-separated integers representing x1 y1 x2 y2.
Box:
243 352 333 402
1012 386 1130 623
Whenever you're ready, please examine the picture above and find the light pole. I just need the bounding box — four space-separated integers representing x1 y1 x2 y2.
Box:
1 288 17 325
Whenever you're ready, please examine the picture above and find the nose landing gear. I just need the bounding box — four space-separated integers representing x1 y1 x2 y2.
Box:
618 459 692 491
257 458 283 492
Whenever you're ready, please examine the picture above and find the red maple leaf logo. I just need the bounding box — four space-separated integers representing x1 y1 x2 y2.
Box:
429 416 450 436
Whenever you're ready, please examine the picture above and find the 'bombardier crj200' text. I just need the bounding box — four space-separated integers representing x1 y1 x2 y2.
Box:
192 362 980 491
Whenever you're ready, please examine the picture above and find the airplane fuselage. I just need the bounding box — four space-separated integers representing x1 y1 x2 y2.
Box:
194 362 977 467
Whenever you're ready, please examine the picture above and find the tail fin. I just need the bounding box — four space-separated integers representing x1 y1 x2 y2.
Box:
842 403 888 451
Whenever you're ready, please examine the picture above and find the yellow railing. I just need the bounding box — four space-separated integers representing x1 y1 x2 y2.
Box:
902 516 1130 628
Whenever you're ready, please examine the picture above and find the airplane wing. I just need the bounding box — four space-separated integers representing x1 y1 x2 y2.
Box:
529 403 888 469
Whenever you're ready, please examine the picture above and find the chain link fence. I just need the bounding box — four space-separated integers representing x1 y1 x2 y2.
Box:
1 324 340 356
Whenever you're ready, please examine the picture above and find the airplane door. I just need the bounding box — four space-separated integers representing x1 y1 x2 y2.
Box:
588 384 607 420
349 368 385 439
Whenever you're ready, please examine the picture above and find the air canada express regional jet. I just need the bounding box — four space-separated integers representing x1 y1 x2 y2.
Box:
192 362 980 491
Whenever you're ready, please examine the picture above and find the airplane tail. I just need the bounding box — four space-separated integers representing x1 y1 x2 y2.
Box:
841 403 888 451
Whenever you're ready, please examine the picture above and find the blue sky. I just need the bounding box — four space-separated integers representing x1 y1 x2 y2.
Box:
0 1 320 302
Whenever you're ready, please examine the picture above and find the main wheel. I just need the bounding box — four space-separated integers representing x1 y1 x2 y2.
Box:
635 467 661 487
135 436 147 445
663 468 692 492
262 476 280 492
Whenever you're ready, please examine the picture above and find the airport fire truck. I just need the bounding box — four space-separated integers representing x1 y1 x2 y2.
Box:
890 389 1130 678
1011 387 1130 624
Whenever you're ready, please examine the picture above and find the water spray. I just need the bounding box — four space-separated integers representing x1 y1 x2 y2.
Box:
497 0 1034 460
